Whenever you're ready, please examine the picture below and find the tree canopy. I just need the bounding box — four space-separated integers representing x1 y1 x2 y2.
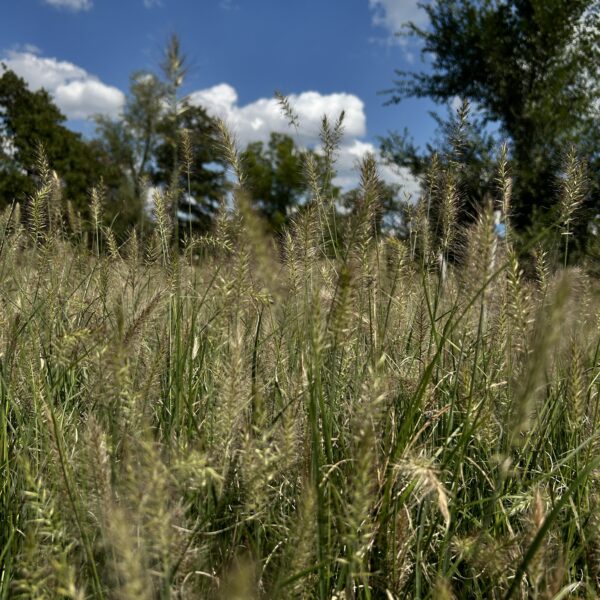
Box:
384 0 600 252
153 104 227 234
241 132 333 232
0 67 120 220
95 36 228 238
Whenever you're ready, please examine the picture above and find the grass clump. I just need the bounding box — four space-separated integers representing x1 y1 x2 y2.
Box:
0 112 599 600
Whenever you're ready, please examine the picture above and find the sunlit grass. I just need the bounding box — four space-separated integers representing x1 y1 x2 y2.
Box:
0 116 599 600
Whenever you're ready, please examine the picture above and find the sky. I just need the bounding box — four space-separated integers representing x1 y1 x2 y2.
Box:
0 0 447 194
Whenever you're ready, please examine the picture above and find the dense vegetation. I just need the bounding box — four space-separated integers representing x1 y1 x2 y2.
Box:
381 0 600 258
1 2 600 597
0 111 599 598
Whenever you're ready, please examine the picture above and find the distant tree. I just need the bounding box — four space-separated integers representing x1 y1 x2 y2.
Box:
95 34 228 237
341 179 412 239
380 100 498 228
0 67 120 219
153 104 228 234
94 71 165 206
383 0 600 252
241 132 333 232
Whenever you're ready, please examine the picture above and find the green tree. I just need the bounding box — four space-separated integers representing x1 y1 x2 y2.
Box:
95 35 228 237
153 104 228 234
381 100 498 229
94 71 165 206
0 67 119 219
341 179 412 238
384 0 600 246
241 132 333 232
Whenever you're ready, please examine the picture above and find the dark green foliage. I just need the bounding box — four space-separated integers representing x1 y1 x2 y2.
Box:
341 179 411 237
241 132 333 232
380 101 498 230
154 105 228 235
384 0 600 250
0 67 123 222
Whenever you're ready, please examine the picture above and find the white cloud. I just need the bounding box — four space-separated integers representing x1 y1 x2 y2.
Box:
368 0 428 46
54 80 125 120
13 43 42 55
143 0 162 7
189 83 419 194
44 0 92 11
334 139 420 197
189 84 366 147
1 50 125 120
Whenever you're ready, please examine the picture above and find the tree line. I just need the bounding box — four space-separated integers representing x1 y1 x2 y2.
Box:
0 36 365 242
1 1 599 265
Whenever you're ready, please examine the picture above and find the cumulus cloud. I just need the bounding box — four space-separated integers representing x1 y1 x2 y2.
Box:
368 0 428 47
1 50 125 120
334 139 420 197
44 0 93 11
13 43 42 55
143 0 162 8
189 84 366 147
189 83 419 194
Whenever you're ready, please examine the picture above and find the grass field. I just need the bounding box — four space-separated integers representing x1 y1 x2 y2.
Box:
0 124 599 599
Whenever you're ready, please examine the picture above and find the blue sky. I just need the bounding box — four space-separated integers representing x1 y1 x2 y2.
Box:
1 0 446 191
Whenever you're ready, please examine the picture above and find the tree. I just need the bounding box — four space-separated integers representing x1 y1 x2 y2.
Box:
153 104 228 234
0 67 119 218
383 0 600 246
95 35 228 237
380 100 498 229
341 179 412 238
94 71 165 206
241 132 333 232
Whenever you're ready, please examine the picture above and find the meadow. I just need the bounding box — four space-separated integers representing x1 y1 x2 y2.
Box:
0 117 599 599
